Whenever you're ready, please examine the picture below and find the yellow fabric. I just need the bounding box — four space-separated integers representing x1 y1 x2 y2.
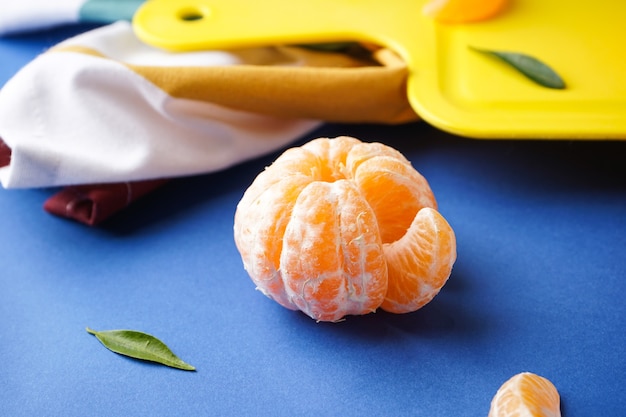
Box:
53 44 419 124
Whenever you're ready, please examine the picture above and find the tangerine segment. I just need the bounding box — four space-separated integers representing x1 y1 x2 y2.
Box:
423 0 509 24
350 154 436 244
234 173 315 310
300 135 362 182
233 144 326 306
280 180 388 322
381 207 456 314
234 146 324 208
488 372 561 417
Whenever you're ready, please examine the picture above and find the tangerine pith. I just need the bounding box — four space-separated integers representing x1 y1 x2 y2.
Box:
233 136 456 321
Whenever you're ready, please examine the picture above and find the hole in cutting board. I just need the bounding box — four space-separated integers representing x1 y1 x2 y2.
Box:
178 6 208 21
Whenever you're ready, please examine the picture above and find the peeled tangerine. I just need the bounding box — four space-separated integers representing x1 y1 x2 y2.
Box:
233 136 456 322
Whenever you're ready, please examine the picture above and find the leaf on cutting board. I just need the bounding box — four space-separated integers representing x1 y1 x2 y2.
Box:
86 327 196 371
470 47 566 89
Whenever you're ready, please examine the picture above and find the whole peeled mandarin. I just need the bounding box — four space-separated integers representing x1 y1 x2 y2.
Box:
234 136 456 322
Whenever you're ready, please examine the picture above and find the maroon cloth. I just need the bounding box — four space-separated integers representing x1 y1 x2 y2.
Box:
0 137 10 167
2 136 167 226
43 179 169 226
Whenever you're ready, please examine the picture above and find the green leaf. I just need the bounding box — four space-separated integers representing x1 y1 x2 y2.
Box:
86 327 196 371
471 47 566 89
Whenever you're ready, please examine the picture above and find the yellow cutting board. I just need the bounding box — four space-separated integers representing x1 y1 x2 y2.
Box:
133 0 626 139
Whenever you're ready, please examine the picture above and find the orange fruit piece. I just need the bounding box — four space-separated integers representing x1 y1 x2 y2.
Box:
488 372 562 417
423 0 509 24
233 136 456 322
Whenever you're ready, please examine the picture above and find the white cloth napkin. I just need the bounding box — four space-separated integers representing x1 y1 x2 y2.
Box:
0 22 322 188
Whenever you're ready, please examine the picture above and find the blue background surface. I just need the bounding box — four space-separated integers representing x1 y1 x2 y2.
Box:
1 25 625 417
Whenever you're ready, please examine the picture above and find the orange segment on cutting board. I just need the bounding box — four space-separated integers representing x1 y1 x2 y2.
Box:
133 0 626 139
423 0 509 24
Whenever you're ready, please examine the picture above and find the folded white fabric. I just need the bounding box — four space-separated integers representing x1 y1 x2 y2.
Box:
0 0 142 35
0 22 321 188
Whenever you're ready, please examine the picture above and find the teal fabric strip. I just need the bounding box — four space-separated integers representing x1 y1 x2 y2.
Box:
79 0 145 23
